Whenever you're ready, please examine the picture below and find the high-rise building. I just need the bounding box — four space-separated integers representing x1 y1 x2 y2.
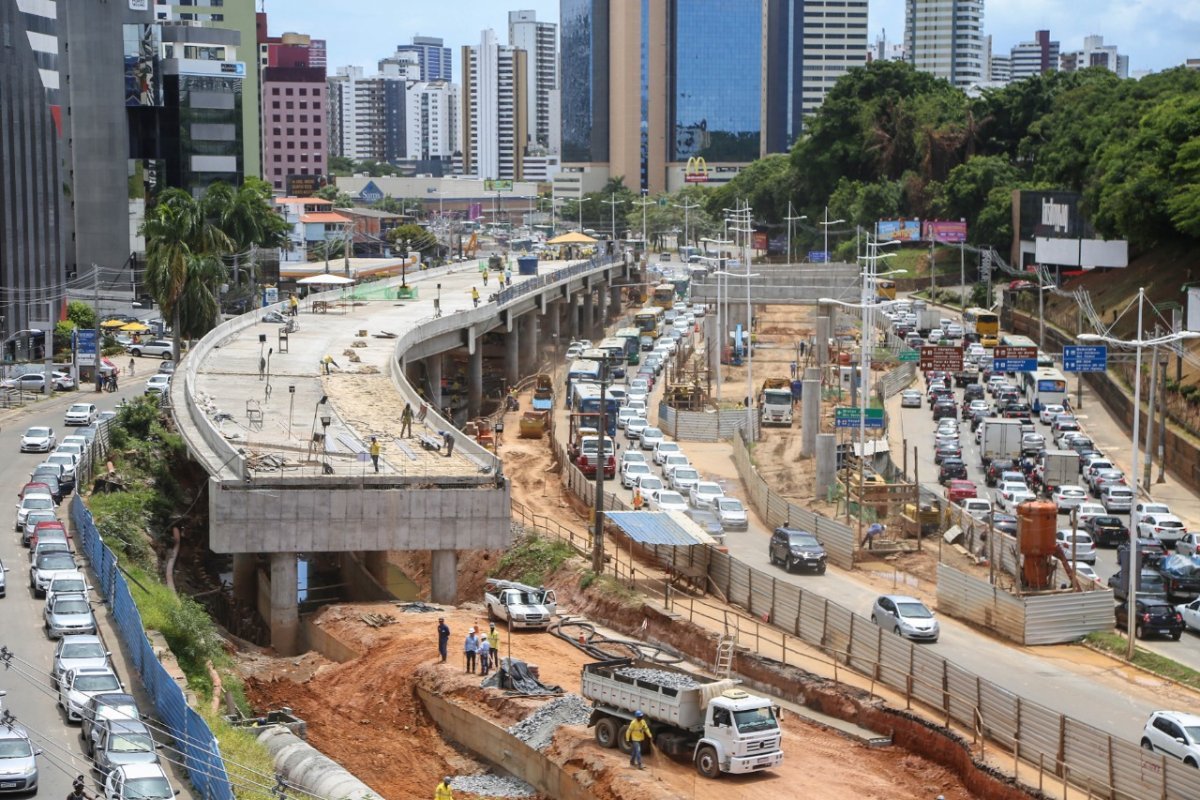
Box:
1060 35 1128 79
394 36 452 81
559 1 855 195
258 20 328 194
327 66 406 163
904 0 986 89
405 80 460 166
508 11 559 153
0 0 68 342
461 29 527 180
1010 30 1059 81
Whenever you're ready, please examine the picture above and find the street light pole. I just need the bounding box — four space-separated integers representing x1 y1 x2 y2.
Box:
819 206 845 264
633 190 652 258
784 202 807 265
601 193 624 245
673 198 700 252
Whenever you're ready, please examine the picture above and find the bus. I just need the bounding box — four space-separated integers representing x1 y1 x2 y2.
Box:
651 283 676 309
566 358 600 391
875 279 897 301
612 328 642 365
634 307 665 343
1022 366 1068 409
999 333 1037 349
571 382 619 436
963 307 999 345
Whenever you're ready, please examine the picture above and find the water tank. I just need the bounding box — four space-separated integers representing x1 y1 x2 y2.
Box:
517 256 539 276
1018 501 1057 557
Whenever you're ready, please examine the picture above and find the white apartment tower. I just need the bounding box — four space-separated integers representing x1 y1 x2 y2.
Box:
461 29 527 180
508 10 559 153
405 80 460 162
800 1 870 119
327 65 406 162
904 0 985 89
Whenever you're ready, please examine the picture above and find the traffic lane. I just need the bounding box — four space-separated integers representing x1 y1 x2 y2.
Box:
1 385 147 797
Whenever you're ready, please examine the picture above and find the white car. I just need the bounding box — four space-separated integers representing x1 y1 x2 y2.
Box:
616 408 639 430
1055 529 1096 565
995 485 1035 513
1074 563 1100 583
1141 711 1200 768
1176 533 1200 557
927 329 944 344
1101 485 1134 513
660 453 691 479
624 418 648 440
64 403 98 426
58 666 122 722
619 450 647 473
621 463 652 489
715 497 748 530
669 467 701 494
1134 501 1172 530
1039 404 1065 425
634 475 664 495
900 390 922 408
20 427 57 453
1138 514 1188 547
625 398 648 417
649 490 689 513
870 595 939 642
652 441 682 465
15 493 55 532
144 375 171 395
1051 485 1087 513
639 427 664 450
960 498 992 519
689 481 724 510
1178 598 1200 632
1075 502 1106 523
104 763 178 800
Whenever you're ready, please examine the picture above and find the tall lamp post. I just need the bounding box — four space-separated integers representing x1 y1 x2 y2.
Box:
673 198 700 253
633 190 653 259
1079 288 1200 660
819 206 845 264
601 193 625 250
784 202 807 265
703 237 734 405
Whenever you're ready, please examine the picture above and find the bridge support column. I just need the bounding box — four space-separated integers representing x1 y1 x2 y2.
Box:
467 345 483 419
549 300 562 343
815 315 831 366
505 324 520 388
232 553 256 606
815 433 837 497
596 281 608 324
610 284 623 319
269 553 299 656
431 549 458 604
426 355 442 409
801 379 821 457
568 297 580 339
582 291 595 338
520 313 538 375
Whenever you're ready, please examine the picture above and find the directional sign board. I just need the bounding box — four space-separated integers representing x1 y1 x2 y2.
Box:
835 407 885 429
918 346 963 372
992 345 1037 372
1062 345 1107 373
898 350 919 362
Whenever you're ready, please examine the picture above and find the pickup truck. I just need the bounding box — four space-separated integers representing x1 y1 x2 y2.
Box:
582 658 783 778
484 579 557 630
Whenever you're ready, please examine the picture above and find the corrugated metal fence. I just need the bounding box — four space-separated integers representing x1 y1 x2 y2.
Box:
657 403 761 443
877 362 917 400
71 499 235 800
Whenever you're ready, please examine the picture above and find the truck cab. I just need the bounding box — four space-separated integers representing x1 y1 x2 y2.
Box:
758 378 794 427
694 689 785 778
484 579 557 629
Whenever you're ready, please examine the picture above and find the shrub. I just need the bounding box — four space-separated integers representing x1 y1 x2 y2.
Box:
494 533 577 586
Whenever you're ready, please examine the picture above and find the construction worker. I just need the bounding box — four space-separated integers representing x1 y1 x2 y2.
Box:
481 268 489 286
632 488 645 511
487 623 500 671
400 403 414 438
369 437 381 472
471 287 480 307
477 635 491 676
437 617 450 663
435 777 454 800
625 710 651 769
322 355 338 375
288 293 299 316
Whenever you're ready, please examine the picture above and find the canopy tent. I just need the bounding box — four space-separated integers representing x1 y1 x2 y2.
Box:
100 319 128 329
119 322 149 332
546 231 598 245
297 273 356 286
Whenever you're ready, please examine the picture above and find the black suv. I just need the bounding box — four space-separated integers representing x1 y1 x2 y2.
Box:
1115 597 1183 640
1083 515 1128 548
768 527 827 574
985 458 1016 487
938 458 968 484
963 383 985 402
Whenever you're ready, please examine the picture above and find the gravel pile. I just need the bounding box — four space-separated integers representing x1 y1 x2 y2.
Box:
507 694 592 751
448 774 536 798
616 667 699 689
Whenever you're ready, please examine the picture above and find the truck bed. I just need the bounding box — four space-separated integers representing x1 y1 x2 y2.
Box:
582 658 735 732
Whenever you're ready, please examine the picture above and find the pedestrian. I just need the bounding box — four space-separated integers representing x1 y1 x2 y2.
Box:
632 488 644 511
437 617 450 663
471 287 480 308
110 373 119 391
369 437 381 472
477 636 491 676
464 628 478 673
861 522 885 549
504 266 512 285
400 403 414 437
68 775 87 800
442 429 455 457
625 710 651 769
497 271 505 288
435 776 454 800
487 623 500 670
481 269 489 286
289 293 299 316
128 358 136 376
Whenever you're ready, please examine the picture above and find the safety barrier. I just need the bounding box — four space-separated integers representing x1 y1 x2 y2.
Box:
71 499 234 800
656 403 760 442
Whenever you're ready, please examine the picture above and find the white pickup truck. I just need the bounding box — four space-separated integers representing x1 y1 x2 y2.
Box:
484 579 557 630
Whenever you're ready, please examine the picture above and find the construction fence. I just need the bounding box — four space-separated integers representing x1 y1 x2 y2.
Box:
656 403 761 442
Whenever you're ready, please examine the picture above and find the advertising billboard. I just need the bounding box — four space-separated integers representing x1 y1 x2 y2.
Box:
923 220 967 243
876 220 921 242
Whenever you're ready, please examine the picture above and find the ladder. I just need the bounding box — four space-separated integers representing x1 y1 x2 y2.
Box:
714 634 736 679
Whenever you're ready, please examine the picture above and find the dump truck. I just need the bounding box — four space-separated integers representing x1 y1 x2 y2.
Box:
518 409 549 439
758 378 794 427
581 658 784 779
531 374 554 410
484 579 557 630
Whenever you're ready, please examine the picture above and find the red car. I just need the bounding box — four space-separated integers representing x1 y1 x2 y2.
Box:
19 481 52 499
29 519 66 548
946 479 978 504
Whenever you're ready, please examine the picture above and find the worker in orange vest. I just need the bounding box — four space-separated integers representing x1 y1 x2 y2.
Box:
632 488 644 511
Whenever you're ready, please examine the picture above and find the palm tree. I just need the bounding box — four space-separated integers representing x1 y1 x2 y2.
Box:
206 179 288 250
174 254 227 340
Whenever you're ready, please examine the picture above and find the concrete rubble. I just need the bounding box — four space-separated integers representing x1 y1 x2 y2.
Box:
447 774 536 798
616 667 699 689
506 694 592 751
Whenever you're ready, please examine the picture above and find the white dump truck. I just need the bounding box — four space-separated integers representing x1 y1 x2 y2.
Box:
759 378 794 427
581 658 784 779
484 579 557 630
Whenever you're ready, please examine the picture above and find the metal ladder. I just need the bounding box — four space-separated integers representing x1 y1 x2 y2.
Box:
714 634 736 679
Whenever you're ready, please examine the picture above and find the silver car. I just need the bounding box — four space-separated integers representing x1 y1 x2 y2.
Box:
30 551 78 597
0 725 40 793
715 497 748 531
52 635 110 689
44 592 97 638
93 720 160 777
871 595 940 642
59 666 122 722
81 693 141 756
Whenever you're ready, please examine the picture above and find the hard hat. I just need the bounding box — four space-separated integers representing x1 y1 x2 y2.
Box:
634 710 644 718
444 777 452 786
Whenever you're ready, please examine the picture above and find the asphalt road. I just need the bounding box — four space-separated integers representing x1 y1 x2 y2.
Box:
0 376 159 799
556 310 1200 756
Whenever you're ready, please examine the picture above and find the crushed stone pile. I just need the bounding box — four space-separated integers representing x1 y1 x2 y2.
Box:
616 667 699 689
506 694 592 751
448 774 536 798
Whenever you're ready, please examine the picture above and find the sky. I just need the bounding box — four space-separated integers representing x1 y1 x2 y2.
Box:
266 1 1195 77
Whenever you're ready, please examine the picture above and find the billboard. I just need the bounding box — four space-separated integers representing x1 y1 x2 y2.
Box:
752 231 769 252
876 220 921 242
684 156 710 184
923 220 967 243
484 179 514 192
1016 190 1094 241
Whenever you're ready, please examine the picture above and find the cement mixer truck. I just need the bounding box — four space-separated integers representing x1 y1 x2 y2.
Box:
581 658 784 778
758 378 794 427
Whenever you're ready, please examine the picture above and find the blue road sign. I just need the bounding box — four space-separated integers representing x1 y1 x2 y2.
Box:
992 357 1037 372
1063 345 1107 373
808 251 829 263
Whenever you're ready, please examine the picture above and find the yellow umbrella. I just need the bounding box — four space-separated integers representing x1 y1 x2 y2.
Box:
100 319 127 329
120 322 149 332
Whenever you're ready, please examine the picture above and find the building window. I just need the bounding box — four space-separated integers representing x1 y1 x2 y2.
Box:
287 155 295 163
286 115 294 122
285 88 293 96
271 87 280 95
298 87 307 96
299 102 307 110
299 115 307 123
285 101 294 109
272 101 280 109
300 155 308 162
287 128 295 136
273 128 281 136
273 155 282 162
313 101 321 110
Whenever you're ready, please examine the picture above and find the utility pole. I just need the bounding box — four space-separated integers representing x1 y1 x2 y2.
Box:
1157 355 1168 483
784 203 806 265
672 198 700 252
591 357 611 574
93 265 102 392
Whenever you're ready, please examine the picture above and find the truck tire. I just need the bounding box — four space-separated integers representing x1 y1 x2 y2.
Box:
695 745 721 779
594 717 619 749
616 724 633 754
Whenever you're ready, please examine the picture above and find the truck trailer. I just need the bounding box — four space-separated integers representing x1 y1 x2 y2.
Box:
980 418 1023 465
581 658 783 778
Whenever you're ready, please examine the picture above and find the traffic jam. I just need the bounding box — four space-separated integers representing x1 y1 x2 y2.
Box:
890 299 1196 642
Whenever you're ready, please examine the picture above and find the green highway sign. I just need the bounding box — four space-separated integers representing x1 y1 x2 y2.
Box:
835 407 884 428
898 350 919 362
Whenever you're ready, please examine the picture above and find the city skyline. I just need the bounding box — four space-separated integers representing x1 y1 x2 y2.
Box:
273 0 1194 77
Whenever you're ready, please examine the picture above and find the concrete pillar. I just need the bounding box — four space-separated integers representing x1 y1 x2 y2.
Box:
815 433 837 499
568 297 580 339
582 291 595 338
597 281 608 324
505 324 520 388
610 284 623 318
520 312 538 375
426 354 442 408
364 551 389 591
815 316 831 366
804 367 821 382
232 553 256 606
430 549 458 604
269 552 299 656
467 345 483 419
801 378 821 457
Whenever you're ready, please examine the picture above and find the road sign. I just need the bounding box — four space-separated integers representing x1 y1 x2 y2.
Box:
898 350 919 362
992 345 1037 372
1062 345 1107 373
918 345 963 372
75 329 96 367
835 407 884 429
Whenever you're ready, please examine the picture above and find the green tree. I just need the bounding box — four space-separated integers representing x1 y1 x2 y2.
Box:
314 184 354 208
385 224 438 255
932 155 1019 228
204 179 288 250
702 153 792 224
66 300 96 331
328 155 355 175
